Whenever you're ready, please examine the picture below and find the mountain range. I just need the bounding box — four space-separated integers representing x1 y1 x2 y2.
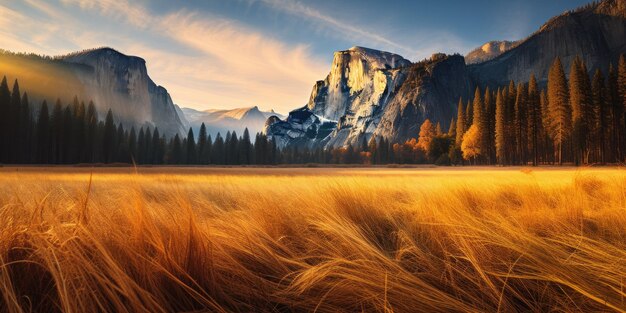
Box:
179 106 285 139
1 0 624 149
265 0 626 149
0 47 186 136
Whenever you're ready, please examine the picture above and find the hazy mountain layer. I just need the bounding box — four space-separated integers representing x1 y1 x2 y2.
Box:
0 48 186 136
181 106 285 139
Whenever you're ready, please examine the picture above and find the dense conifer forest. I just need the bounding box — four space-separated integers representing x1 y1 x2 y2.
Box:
1 54 625 166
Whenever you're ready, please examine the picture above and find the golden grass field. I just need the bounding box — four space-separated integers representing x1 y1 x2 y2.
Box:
0 166 625 312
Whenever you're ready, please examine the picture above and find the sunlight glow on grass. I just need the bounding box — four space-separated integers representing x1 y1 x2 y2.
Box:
0 167 625 312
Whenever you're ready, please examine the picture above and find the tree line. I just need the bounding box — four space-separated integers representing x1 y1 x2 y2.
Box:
1 53 625 166
386 54 626 166
288 54 626 166
0 77 282 165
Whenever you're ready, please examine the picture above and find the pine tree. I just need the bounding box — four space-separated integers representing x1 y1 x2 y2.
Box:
0 77 11 163
143 127 152 164
569 57 593 164
152 128 162 164
240 128 252 164
472 87 489 163
224 131 232 164
116 124 127 163
495 88 507 165
128 127 137 163
50 100 64 164
527 75 540 165
455 98 465 147
171 134 182 164
547 57 571 165
618 54 626 161
254 133 265 165
84 101 98 162
137 128 145 164
95 120 105 163
608 64 621 162
19 93 32 163
540 89 552 164
514 83 528 164
206 134 213 164
72 99 86 163
228 131 239 164
212 133 225 164
465 99 473 127
447 118 456 138
62 106 73 163
37 101 50 163
198 123 208 164
592 69 608 163
186 127 196 164
484 87 496 162
9 80 21 163
102 109 115 163
505 81 517 163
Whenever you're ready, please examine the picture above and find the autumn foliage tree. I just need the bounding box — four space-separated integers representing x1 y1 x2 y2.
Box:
3 53 625 167
461 124 480 163
417 119 436 153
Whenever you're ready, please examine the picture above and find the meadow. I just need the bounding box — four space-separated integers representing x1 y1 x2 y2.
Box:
0 166 625 312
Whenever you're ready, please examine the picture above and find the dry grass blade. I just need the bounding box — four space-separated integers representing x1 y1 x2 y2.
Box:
0 167 625 312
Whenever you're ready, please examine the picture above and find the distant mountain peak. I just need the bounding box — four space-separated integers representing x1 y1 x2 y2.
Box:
181 106 285 139
1 47 185 136
337 46 411 68
465 41 519 64
61 47 146 64
583 0 626 17
537 0 626 34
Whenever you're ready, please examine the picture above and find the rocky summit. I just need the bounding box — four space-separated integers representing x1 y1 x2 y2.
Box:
265 50 471 149
265 0 626 149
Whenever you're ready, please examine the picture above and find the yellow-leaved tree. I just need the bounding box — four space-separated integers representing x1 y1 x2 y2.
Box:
461 124 480 163
417 119 436 153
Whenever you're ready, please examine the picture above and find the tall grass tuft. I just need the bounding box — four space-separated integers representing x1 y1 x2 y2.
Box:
0 167 625 312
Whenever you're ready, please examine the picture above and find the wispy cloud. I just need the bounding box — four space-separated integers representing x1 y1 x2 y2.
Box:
60 0 153 28
1 0 475 113
247 0 474 60
251 0 414 54
3 0 329 113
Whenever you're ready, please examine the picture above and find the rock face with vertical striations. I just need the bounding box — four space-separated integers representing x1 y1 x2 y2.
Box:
0 47 186 136
266 0 626 149
306 46 412 122
265 49 471 149
61 48 186 136
469 0 626 86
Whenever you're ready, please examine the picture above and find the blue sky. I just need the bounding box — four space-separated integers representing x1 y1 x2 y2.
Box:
0 0 590 113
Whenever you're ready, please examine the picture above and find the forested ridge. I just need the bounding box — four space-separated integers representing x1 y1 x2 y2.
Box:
1 53 625 166
417 54 626 166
